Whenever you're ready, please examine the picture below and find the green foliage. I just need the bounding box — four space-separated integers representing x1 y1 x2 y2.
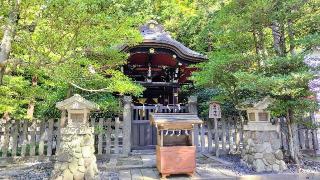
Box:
0 0 319 121
0 76 29 119
191 0 319 119
0 0 146 119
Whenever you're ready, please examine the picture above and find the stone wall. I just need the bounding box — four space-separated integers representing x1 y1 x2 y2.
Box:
51 126 98 180
242 130 287 172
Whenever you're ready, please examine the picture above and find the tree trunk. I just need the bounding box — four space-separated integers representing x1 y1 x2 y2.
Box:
271 21 286 57
287 19 296 55
253 26 267 66
0 0 20 85
0 66 5 85
286 109 300 165
252 29 260 56
26 75 38 120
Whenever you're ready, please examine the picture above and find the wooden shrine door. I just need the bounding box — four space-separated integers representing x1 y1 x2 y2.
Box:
131 105 188 150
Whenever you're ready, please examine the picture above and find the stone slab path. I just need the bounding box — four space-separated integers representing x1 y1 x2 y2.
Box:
102 153 320 180
103 153 238 179
117 167 235 180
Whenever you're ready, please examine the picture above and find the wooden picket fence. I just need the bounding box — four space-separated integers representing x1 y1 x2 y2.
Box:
192 116 319 157
193 116 243 156
0 115 318 164
0 117 124 162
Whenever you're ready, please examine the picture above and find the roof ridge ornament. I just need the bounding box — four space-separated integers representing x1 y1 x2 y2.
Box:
140 20 166 35
120 20 207 62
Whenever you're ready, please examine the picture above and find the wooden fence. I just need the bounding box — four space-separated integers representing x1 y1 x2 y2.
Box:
0 115 318 164
192 117 243 156
0 117 124 161
193 116 319 157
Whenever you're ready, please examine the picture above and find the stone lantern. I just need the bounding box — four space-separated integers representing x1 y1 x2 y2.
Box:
51 94 99 180
56 94 98 128
239 97 287 172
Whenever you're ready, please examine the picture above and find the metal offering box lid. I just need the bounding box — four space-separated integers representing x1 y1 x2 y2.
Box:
150 113 202 129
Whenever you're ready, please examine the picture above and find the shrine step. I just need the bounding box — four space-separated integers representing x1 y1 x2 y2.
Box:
130 149 156 155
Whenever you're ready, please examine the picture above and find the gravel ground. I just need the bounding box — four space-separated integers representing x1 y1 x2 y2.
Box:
0 162 53 180
219 154 320 175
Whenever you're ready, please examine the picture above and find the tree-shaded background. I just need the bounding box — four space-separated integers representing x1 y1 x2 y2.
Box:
0 0 319 121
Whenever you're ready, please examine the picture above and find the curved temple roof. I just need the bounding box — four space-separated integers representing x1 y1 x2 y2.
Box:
120 20 207 63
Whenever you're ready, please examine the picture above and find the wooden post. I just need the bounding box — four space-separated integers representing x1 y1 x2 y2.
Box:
123 96 132 156
105 118 112 155
11 121 19 157
305 129 310 149
188 96 198 149
227 118 232 151
194 125 199 149
98 118 103 155
313 129 319 151
235 123 240 152
38 120 45 156
172 87 178 106
299 128 306 149
200 124 205 152
114 117 120 154
160 130 164 146
207 120 213 152
47 118 54 156
214 118 219 157
21 120 28 157
309 129 313 149
157 130 160 146
222 118 227 152
30 122 36 156
56 118 61 152
2 120 9 158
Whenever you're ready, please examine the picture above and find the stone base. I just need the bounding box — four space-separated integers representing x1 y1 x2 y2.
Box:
242 127 287 172
51 126 99 180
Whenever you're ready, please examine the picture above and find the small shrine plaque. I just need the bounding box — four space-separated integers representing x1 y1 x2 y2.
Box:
209 102 221 118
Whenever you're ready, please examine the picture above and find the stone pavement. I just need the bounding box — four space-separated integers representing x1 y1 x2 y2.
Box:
101 152 238 179
1 152 320 179
100 152 320 180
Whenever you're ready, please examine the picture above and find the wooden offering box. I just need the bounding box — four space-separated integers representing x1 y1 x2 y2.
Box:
150 113 203 179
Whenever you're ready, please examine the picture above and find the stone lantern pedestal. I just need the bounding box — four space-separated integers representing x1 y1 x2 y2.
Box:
51 126 98 180
239 97 287 172
51 94 99 180
242 122 287 172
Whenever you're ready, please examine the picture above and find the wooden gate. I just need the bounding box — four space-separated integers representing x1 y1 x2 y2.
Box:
131 105 188 150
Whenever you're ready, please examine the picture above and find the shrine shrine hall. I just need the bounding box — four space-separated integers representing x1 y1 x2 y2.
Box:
120 21 207 150
120 20 207 106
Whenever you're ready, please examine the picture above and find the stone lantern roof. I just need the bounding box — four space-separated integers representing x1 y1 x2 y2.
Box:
238 96 273 111
56 94 98 110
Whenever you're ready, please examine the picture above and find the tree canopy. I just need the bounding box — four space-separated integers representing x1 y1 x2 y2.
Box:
0 0 319 124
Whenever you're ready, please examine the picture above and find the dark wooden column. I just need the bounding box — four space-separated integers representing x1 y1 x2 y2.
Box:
173 87 179 105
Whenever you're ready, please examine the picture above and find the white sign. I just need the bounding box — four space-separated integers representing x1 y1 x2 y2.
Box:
209 102 221 118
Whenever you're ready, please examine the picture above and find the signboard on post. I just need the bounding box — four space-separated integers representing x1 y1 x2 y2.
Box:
208 101 221 157
209 102 221 119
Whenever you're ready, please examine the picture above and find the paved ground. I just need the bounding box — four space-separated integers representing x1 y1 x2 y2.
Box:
107 154 237 179
101 153 320 180
1 152 320 179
